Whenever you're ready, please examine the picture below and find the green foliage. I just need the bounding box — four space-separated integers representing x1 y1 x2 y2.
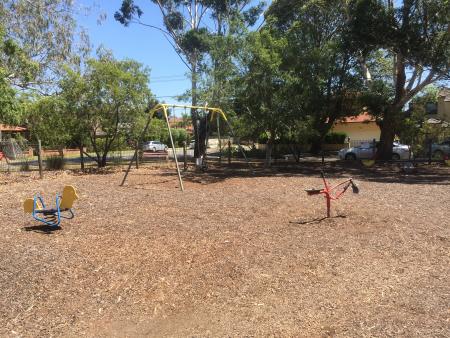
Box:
60 51 152 167
20 159 30 171
346 0 450 159
144 119 169 145
45 155 65 170
234 30 290 142
324 132 347 144
167 128 190 147
26 95 72 147
397 85 443 155
1 0 87 92
0 25 33 124
24 50 153 168
115 0 266 158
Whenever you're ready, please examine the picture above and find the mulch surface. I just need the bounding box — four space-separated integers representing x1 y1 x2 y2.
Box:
0 164 449 337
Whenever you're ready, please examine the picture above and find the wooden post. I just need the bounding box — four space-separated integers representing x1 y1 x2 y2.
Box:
135 142 139 169
79 144 85 171
428 137 432 165
37 140 43 179
228 139 231 165
183 141 187 171
217 114 222 165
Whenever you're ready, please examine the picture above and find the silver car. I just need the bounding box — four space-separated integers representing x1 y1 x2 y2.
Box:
338 142 412 160
142 141 168 152
431 140 450 159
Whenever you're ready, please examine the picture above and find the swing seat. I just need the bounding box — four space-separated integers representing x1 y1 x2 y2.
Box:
305 188 322 195
23 186 79 227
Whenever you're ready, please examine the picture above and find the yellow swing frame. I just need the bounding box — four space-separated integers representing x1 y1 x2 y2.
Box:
120 103 250 191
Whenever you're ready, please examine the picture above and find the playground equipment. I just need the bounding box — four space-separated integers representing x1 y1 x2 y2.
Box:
23 186 79 227
120 103 252 190
306 172 359 218
1 139 24 160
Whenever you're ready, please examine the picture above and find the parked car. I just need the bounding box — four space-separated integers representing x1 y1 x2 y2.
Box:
338 141 412 160
142 141 167 152
431 140 450 159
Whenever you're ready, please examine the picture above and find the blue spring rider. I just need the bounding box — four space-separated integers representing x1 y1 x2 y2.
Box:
23 185 79 227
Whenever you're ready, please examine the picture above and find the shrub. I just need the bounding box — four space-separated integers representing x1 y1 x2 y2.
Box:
20 160 30 171
45 155 65 170
324 132 347 144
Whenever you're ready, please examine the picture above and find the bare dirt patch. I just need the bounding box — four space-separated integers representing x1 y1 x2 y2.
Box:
1 165 449 337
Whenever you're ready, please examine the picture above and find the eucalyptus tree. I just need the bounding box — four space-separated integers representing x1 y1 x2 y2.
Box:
115 0 265 160
1 0 90 93
266 0 364 153
0 25 33 124
346 0 450 159
234 30 294 166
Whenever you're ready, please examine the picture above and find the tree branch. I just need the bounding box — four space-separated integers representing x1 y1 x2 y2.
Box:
130 19 192 71
399 70 437 108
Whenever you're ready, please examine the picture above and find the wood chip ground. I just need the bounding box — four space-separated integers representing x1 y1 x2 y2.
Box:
0 164 449 337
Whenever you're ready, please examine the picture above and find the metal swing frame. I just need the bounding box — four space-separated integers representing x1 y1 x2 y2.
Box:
120 103 252 191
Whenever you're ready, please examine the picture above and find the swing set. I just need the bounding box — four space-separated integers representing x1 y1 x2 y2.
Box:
120 103 252 191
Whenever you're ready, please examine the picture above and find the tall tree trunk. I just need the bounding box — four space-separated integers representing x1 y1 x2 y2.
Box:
377 108 399 160
310 121 332 155
79 143 85 171
191 60 201 160
378 52 406 160
265 133 275 168
99 153 107 168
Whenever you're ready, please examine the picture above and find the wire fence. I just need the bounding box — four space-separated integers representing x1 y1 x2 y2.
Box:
1 136 448 175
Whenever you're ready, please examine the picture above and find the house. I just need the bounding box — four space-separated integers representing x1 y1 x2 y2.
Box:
168 117 194 133
437 88 450 122
0 124 27 141
332 112 380 146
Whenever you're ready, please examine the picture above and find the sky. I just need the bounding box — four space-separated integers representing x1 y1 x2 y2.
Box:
76 1 267 114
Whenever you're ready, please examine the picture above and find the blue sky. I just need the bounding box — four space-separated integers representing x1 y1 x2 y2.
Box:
76 1 267 113
77 1 191 104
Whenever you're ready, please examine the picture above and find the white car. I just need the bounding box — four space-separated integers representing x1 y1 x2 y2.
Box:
142 141 167 152
338 142 412 160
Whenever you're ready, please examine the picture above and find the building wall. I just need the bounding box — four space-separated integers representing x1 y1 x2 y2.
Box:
438 96 450 122
332 122 380 142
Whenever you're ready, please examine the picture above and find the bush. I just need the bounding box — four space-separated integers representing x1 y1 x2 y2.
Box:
324 132 347 144
45 155 65 170
20 160 30 171
165 129 190 147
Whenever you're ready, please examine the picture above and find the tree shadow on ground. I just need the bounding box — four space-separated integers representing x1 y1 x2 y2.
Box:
289 215 347 225
172 161 450 186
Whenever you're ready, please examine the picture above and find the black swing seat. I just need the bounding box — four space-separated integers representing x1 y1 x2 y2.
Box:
305 188 322 195
37 208 70 216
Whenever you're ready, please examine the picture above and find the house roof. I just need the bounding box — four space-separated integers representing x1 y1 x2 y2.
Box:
337 112 376 124
0 124 27 132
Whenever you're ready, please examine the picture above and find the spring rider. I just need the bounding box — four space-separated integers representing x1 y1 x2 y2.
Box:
306 172 359 218
23 186 79 227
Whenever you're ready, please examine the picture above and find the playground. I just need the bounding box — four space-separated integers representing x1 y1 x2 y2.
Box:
1 164 449 337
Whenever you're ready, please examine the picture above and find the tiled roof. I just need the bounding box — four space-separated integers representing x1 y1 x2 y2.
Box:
0 124 27 132
338 112 376 123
